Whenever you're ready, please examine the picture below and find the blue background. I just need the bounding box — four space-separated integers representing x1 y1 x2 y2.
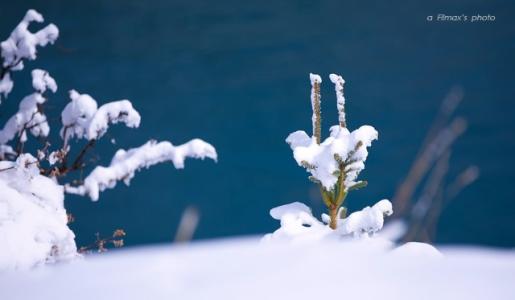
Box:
1 0 514 247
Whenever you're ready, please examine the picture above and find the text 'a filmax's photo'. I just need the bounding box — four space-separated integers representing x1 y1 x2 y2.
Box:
427 14 496 23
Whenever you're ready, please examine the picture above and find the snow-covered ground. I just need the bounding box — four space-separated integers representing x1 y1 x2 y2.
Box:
1 237 514 300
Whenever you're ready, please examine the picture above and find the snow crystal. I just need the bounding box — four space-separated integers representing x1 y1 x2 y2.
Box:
65 139 217 201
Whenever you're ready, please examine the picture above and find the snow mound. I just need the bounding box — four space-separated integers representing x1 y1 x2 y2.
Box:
0 155 77 270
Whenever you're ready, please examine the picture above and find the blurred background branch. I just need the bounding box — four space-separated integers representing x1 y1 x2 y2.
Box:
391 87 480 243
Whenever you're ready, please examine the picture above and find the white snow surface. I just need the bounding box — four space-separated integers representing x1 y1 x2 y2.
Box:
286 125 378 190
65 139 217 201
0 237 514 300
0 154 77 271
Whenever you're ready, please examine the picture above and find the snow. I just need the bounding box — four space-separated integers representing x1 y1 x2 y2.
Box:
60 90 140 142
338 199 393 237
0 73 13 100
0 145 14 160
329 73 346 126
286 125 378 190
0 9 58 101
47 150 61 165
0 70 56 144
1 9 58 70
264 200 393 242
0 155 77 271
65 139 217 201
86 100 141 140
309 73 322 139
0 238 514 300
31 69 57 93
287 73 378 191
0 9 219 271
263 202 332 242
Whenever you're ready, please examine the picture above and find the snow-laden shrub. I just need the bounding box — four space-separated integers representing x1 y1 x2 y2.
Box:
0 10 217 270
265 73 391 242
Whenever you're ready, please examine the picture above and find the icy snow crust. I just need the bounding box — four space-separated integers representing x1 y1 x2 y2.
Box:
1 238 514 300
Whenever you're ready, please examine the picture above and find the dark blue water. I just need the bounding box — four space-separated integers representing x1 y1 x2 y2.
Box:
1 0 514 247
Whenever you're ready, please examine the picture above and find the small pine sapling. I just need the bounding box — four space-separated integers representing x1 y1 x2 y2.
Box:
286 73 379 229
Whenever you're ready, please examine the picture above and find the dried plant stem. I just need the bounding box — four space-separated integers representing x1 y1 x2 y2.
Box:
393 117 467 216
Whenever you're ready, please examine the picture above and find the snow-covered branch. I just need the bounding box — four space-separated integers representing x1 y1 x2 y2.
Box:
329 73 346 128
309 73 322 144
60 90 141 143
286 73 378 191
65 139 217 201
0 69 56 145
0 9 58 101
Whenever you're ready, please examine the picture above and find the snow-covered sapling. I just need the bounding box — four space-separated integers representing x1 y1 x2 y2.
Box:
286 73 379 229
